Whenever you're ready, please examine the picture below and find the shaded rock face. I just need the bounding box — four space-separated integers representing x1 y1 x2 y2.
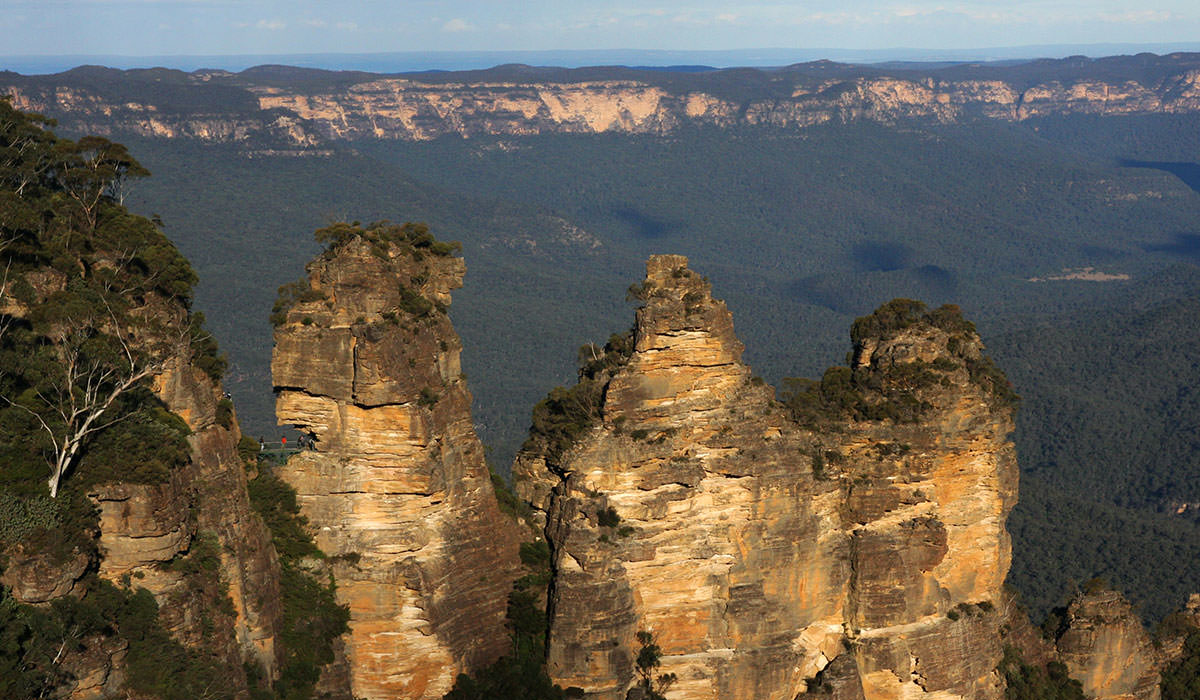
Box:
515 256 1017 700
85 351 285 693
1054 588 1161 700
0 541 91 603
0 272 283 697
272 236 523 699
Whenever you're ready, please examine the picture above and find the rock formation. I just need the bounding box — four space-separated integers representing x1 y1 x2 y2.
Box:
1052 585 1162 700
271 224 524 699
515 256 1018 700
5 55 1200 145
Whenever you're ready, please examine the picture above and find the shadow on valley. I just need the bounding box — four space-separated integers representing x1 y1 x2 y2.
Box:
1143 232 1200 261
1119 159 1200 195
611 205 680 239
788 264 958 314
852 239 912 271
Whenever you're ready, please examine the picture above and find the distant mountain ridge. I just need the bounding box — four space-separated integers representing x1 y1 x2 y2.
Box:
7 43 1200 74
4 52 1200 145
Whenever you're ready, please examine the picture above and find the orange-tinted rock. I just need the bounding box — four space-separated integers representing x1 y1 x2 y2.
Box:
272 231 523 699
516 258 1017 700
1055 587 1161 700
0 541 91 604
8 61 1200 144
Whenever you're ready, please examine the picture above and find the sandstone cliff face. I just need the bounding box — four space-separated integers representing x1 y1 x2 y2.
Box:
271 230 524 699
514 257 1018 700
144 353 284 677
1054 587 1161 700
6 57 1200 144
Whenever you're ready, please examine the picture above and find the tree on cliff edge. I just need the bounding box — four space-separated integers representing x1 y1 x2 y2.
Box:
0 97 199 498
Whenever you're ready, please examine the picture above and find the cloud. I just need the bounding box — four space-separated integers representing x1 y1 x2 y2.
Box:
441 18 473 32
336 21 358 30
1094 9 1173 23
304 18 327 27
255 18 285 30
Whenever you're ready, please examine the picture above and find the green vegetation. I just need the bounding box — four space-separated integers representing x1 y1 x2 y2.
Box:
0 98 219 505
246 463 349 699
314 220 460 259
597 506 621 528
523 331 634 469
780 300 1014 426
444 538 575 700
0 99 279 698
1161 630 1200 700
992 270 1200 621
490 467 534 522
998 646 1086 700
634 630 677 700
68 76 1200 629
0 576 237 700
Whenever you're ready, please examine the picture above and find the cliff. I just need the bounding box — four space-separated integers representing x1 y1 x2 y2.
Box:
270 223 524 699
0 280 283 700
0 261 282 699
514 256 1018 700
5 54 1200 145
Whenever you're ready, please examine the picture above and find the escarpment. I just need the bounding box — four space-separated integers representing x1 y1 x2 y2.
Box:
270 223 524 699
1051 585 1162 700
6 54 1200 145
514 256 1019 700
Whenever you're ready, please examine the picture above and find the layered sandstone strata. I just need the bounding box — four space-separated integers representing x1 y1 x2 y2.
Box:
271 227 523 699
1054 587 1161 700
515 256 1018 700
5 57 1200 145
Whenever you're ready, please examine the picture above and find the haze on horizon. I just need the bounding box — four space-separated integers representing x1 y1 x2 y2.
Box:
5 0 1200 68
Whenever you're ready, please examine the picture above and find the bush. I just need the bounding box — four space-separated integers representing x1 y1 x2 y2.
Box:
215 398 235 429
598 507 621 528
1162 630 1200 700
247 465 349 700
998 645 1086 700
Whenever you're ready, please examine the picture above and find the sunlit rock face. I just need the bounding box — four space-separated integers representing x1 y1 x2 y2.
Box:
6 59 1200 145
515 256 1018 700
272 232 523 699
1054 587 1162 700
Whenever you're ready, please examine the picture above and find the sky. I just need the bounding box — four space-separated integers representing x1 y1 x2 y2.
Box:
3 0 1200 65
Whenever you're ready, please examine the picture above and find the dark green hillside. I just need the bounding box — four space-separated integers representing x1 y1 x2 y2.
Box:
987 266 1200 621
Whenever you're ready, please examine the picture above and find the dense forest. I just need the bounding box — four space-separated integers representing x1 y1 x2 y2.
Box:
4 76 1200 694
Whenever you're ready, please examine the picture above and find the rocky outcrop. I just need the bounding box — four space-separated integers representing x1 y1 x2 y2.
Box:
515 257 1018 700
271 226 524 699
76 338 285 695
5 55 1200 144
1053 586 1161 700
0 541 91 603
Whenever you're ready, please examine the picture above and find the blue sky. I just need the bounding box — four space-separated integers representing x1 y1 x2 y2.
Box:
4 0 1200 59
